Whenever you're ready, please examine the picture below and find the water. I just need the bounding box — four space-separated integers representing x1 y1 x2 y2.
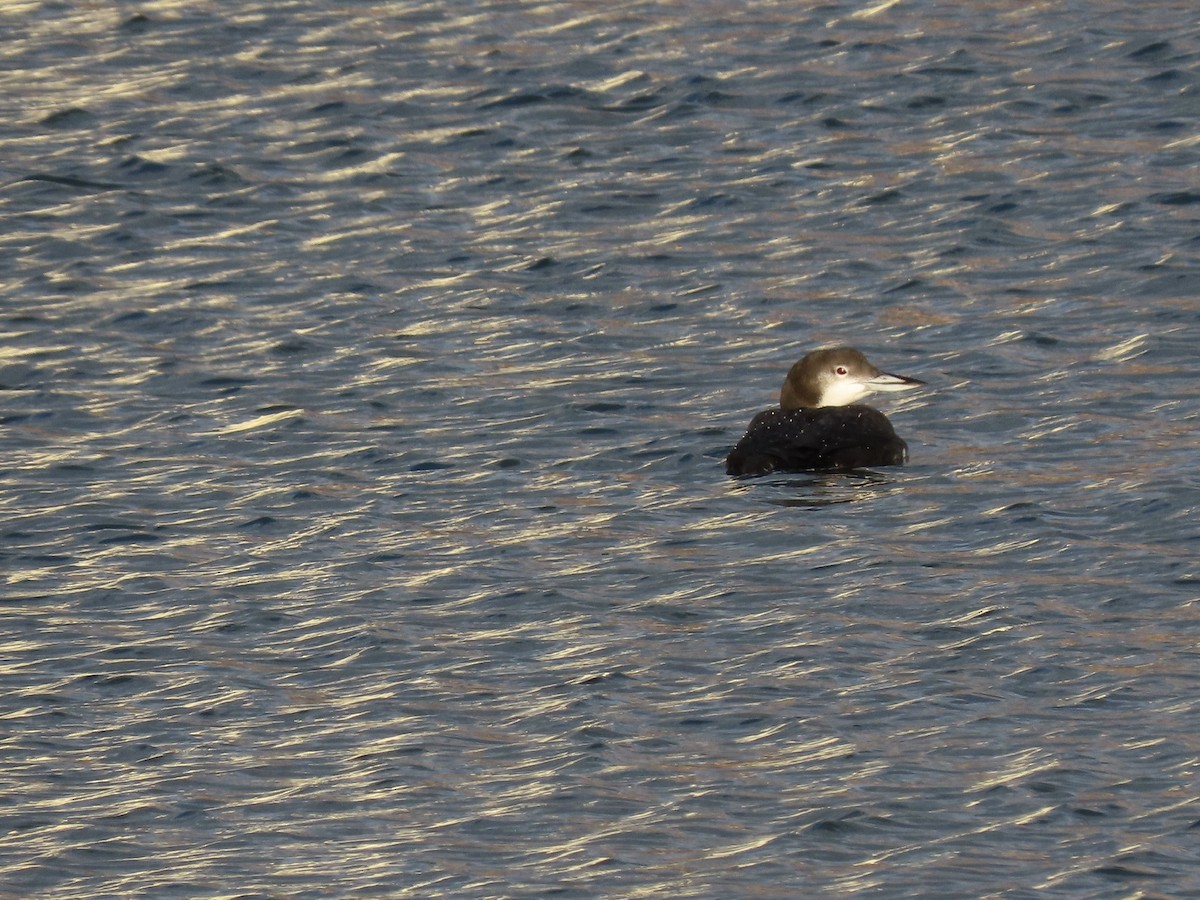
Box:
3 1 1199 896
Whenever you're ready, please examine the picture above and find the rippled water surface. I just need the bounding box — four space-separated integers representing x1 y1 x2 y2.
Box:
3 1 1200 896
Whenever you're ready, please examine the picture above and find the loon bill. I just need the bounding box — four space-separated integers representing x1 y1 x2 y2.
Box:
726 346 924 477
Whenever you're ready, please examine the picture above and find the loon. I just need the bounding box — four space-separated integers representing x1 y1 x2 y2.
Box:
726 347 924 476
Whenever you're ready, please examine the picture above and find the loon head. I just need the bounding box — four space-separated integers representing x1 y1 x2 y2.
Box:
780 346 924 410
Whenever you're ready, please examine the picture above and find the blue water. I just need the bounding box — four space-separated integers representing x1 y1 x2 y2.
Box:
3 2 1200 896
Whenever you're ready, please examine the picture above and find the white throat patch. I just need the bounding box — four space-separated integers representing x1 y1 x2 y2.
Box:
818 377 871 407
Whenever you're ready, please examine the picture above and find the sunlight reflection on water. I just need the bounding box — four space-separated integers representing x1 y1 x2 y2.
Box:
3 0 1200 895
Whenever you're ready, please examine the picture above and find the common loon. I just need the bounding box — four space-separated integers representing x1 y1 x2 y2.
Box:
726 347 924 476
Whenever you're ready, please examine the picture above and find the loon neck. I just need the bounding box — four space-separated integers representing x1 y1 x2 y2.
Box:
780 355 831 409
780 381 819 410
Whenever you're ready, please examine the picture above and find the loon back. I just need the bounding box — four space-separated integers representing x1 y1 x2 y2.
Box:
725 405 908 476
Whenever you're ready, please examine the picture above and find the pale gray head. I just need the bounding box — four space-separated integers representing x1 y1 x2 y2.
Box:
780 346 924 410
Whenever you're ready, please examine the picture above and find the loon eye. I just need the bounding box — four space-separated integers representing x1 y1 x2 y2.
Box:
835 366 848 376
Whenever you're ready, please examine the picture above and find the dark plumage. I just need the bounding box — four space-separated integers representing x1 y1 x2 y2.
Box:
726 347 923 477
726 406 908 475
